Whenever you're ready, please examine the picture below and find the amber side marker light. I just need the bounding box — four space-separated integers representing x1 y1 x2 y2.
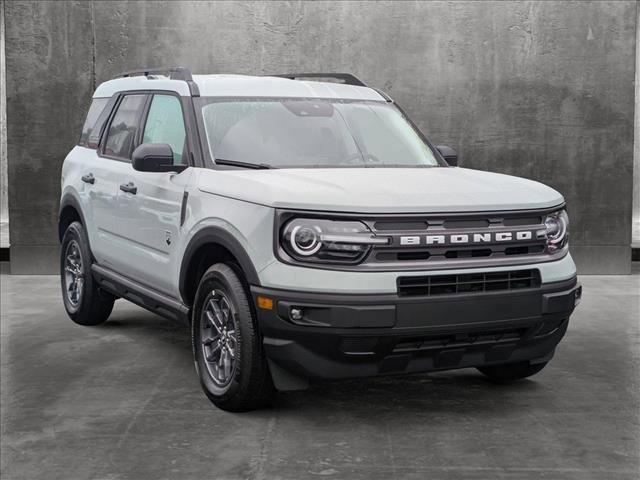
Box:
257 296 274 310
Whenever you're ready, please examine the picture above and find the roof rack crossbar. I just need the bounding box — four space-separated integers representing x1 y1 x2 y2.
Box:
115 66 191 81
114 67 200 96
270 73 367 87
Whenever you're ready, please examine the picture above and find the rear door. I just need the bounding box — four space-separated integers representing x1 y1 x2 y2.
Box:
94 93 149 272
73 97 114 262
113 93 192 295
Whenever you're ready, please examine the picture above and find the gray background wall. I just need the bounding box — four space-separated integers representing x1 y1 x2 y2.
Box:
634 0 640 251
1 0 8 235
3 0 637 274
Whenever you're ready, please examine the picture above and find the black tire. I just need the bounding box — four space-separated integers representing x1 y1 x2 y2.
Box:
192 263 275 412
477 360 548 384
60 221 115 326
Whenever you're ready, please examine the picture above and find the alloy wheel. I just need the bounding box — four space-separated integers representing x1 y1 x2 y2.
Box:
200 290 238 387
64 240 84 307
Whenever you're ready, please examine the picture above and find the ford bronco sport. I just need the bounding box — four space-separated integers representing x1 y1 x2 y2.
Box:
59 68 581 411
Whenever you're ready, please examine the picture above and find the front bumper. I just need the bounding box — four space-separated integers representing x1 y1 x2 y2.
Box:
251 277 581 389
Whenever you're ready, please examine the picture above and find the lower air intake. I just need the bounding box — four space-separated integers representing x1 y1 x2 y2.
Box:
397 269 541 297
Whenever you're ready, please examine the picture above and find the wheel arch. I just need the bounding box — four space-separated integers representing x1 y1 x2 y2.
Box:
58 193 87 243
179 227 261 307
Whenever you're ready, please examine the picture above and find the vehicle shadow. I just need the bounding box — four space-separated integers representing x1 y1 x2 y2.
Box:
100 308 545 417
272 372 543 417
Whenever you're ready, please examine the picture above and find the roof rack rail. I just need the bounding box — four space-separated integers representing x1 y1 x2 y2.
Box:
270 73 367 87
114 67 200 97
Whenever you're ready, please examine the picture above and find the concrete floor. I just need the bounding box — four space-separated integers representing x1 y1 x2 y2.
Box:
1 269 639 480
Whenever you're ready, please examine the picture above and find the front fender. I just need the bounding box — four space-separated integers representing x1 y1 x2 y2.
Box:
179 226 262 302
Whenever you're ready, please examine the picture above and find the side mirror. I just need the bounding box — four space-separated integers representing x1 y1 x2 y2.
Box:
132 143 183 172
436 145 458 167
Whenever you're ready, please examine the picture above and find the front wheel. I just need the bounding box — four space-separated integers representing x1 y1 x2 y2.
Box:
192 263 274 412
60 221 115 326
477 360 548 384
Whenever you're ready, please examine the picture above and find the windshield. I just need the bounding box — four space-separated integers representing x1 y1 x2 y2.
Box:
198 98 442 168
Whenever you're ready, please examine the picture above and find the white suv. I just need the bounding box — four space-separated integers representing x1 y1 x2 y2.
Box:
59 68 581 411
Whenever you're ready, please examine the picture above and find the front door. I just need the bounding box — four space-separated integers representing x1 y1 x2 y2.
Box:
114 93 192 296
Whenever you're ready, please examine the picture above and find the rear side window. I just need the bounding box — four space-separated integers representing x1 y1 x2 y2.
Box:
142 95 187 165
78 98 109 148
103 94 147 160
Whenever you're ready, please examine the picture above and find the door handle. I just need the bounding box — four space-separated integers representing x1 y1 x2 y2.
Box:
81 173 95 184
119 182 137 195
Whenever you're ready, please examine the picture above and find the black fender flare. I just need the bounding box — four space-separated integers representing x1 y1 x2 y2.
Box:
179 227 262 303
58 193 88 243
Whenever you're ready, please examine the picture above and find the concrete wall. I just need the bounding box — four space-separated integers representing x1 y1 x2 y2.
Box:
4 0 637 274
4 0 93 272
634 1 640 248
1 0 8 228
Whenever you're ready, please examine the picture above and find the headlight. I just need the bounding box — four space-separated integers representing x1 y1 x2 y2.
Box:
281 218 389 264
540 209 569 252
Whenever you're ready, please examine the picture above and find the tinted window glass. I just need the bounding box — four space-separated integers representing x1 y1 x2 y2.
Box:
104 94 146 160
142 95 186 165
78 98 108 148
87 98 115 149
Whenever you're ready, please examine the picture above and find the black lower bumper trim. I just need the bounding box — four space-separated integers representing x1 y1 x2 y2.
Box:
251 277 580 389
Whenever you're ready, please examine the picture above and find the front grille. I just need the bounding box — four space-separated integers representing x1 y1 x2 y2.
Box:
360 208 559 269
375 244 547 262
397 269 541 296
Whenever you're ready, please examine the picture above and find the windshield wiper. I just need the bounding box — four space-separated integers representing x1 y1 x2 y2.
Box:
214 159 272 170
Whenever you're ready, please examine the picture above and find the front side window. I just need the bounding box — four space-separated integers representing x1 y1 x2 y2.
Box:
104 94 146 160
198 98 441 169
142 95 187 165
78 98 109 148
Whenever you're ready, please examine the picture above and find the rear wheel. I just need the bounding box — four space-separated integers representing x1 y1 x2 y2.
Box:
60 221 115 326
477 361 548 384
192 263 274 412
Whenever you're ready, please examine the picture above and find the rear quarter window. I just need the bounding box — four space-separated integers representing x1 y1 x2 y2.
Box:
78 98 109 148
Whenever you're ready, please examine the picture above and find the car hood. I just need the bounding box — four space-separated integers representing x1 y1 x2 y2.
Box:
197 167 564 213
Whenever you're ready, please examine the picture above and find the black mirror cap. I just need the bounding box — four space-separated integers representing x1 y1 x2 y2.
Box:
436 145 458 167
132 143 183 172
